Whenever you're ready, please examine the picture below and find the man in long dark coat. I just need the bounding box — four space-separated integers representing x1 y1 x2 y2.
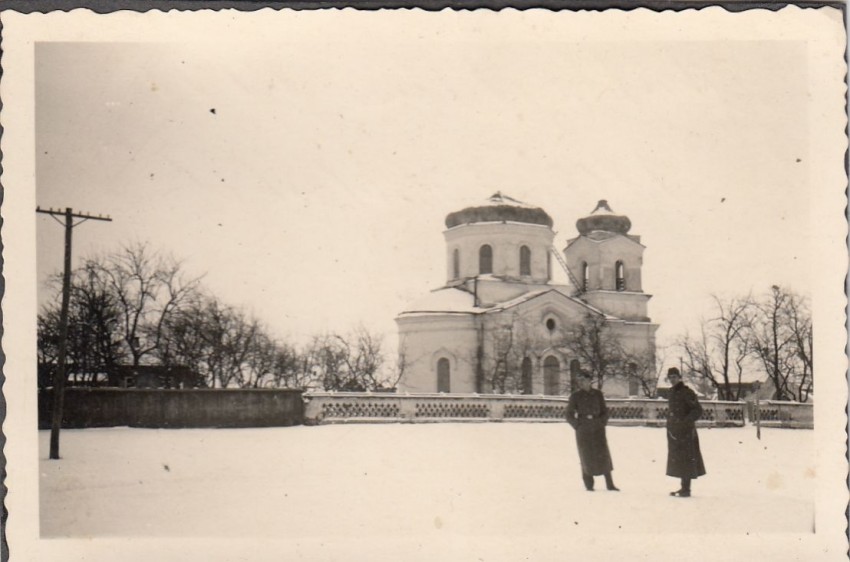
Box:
566 371 619 491
665 367 706 497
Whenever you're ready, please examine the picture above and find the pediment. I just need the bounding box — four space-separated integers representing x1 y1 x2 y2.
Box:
486 288 608 321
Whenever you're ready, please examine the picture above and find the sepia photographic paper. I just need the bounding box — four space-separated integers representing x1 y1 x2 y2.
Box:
1 5 847 561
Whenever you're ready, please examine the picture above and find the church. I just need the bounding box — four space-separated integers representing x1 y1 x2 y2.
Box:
395 193 658 398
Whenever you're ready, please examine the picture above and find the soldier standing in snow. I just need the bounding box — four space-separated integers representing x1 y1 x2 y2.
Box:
566 370 619 491
665 367 706 497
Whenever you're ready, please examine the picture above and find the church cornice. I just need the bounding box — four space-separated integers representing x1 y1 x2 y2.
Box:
564 232 645 250
443 220 554 235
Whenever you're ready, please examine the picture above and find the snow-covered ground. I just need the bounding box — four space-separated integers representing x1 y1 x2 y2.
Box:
40 423 814 540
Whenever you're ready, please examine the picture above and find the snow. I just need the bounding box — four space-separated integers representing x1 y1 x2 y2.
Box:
39 424 814 541
400 287 478 314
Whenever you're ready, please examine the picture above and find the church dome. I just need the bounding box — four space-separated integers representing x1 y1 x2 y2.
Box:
575 200 631 235
445 192 553 229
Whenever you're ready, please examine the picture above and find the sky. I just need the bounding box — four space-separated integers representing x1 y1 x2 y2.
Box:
34 23 818 354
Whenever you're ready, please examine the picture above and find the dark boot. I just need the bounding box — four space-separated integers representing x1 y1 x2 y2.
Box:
604 472 620 491
582 472 594 491
670 477 691 497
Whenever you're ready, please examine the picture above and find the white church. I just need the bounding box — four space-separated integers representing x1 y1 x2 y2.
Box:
395 193 658 398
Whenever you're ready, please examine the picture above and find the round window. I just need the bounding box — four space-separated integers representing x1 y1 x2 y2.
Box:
546 318 556 332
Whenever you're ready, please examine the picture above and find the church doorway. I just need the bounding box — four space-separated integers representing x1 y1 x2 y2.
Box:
543 356 560 395
437 358 451 393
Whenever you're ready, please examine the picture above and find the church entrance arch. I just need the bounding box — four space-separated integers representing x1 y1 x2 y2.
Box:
437 358 451 393
543 356 560 395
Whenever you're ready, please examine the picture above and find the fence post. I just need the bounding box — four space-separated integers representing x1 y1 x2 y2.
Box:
490 398 505 421
399 396 416 421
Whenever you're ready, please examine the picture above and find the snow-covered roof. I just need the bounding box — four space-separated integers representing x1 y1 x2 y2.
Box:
398 284 622 321
398 287 478 314
483 287 614 318
564 231 644 250
399 285 620 320
575 199 633 237
445 192 553 229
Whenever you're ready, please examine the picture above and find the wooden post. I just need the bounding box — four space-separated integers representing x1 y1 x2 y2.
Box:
37 206 112 459
752 381 762 440
49 208 73 459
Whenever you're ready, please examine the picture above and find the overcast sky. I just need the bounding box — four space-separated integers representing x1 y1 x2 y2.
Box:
34 24 817 352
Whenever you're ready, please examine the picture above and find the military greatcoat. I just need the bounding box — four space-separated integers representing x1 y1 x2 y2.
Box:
666 381 707 479
566 388 613 476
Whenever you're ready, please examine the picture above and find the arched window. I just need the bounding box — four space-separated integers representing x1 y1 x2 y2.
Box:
581 262 589 292
616 260 625 291
519 246 531 276
479 245 493 275
543 356 560 395
521 357 533 395
570 359 581 392
437 358 451 393
452 249 460 279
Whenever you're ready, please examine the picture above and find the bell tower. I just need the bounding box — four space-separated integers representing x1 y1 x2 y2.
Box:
563 200 651 322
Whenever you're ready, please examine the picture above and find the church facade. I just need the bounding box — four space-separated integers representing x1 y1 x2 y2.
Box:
395 193 658 398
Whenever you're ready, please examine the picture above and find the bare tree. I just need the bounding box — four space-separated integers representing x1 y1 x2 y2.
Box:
677 294 755 400
271 341 320 390
465 311 543 394
309 332 355 390
710 294 755 400
94 242 203 366
557 313 626 390
786 295 813 401
622 346 663 398
384 335 410 391
749 286 811 401
38 262 126 385
306 327 401 391
157 295 259 388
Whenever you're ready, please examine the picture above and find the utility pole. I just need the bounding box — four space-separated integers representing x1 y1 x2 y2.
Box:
37 206 112 459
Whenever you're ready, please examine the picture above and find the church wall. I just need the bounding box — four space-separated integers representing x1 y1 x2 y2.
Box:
608 321 658 398
581 291 651 321
477 303 590 397
564 236 644 292
600 377 631 398
474 302 657 398
396 315 479 393
444 222 554 284
608 321 658 363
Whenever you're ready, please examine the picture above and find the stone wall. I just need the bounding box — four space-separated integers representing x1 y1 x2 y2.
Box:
39 388 304 429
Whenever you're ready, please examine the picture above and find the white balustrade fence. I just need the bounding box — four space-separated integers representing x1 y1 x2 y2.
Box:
303 392 749 427
750 400 814 429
